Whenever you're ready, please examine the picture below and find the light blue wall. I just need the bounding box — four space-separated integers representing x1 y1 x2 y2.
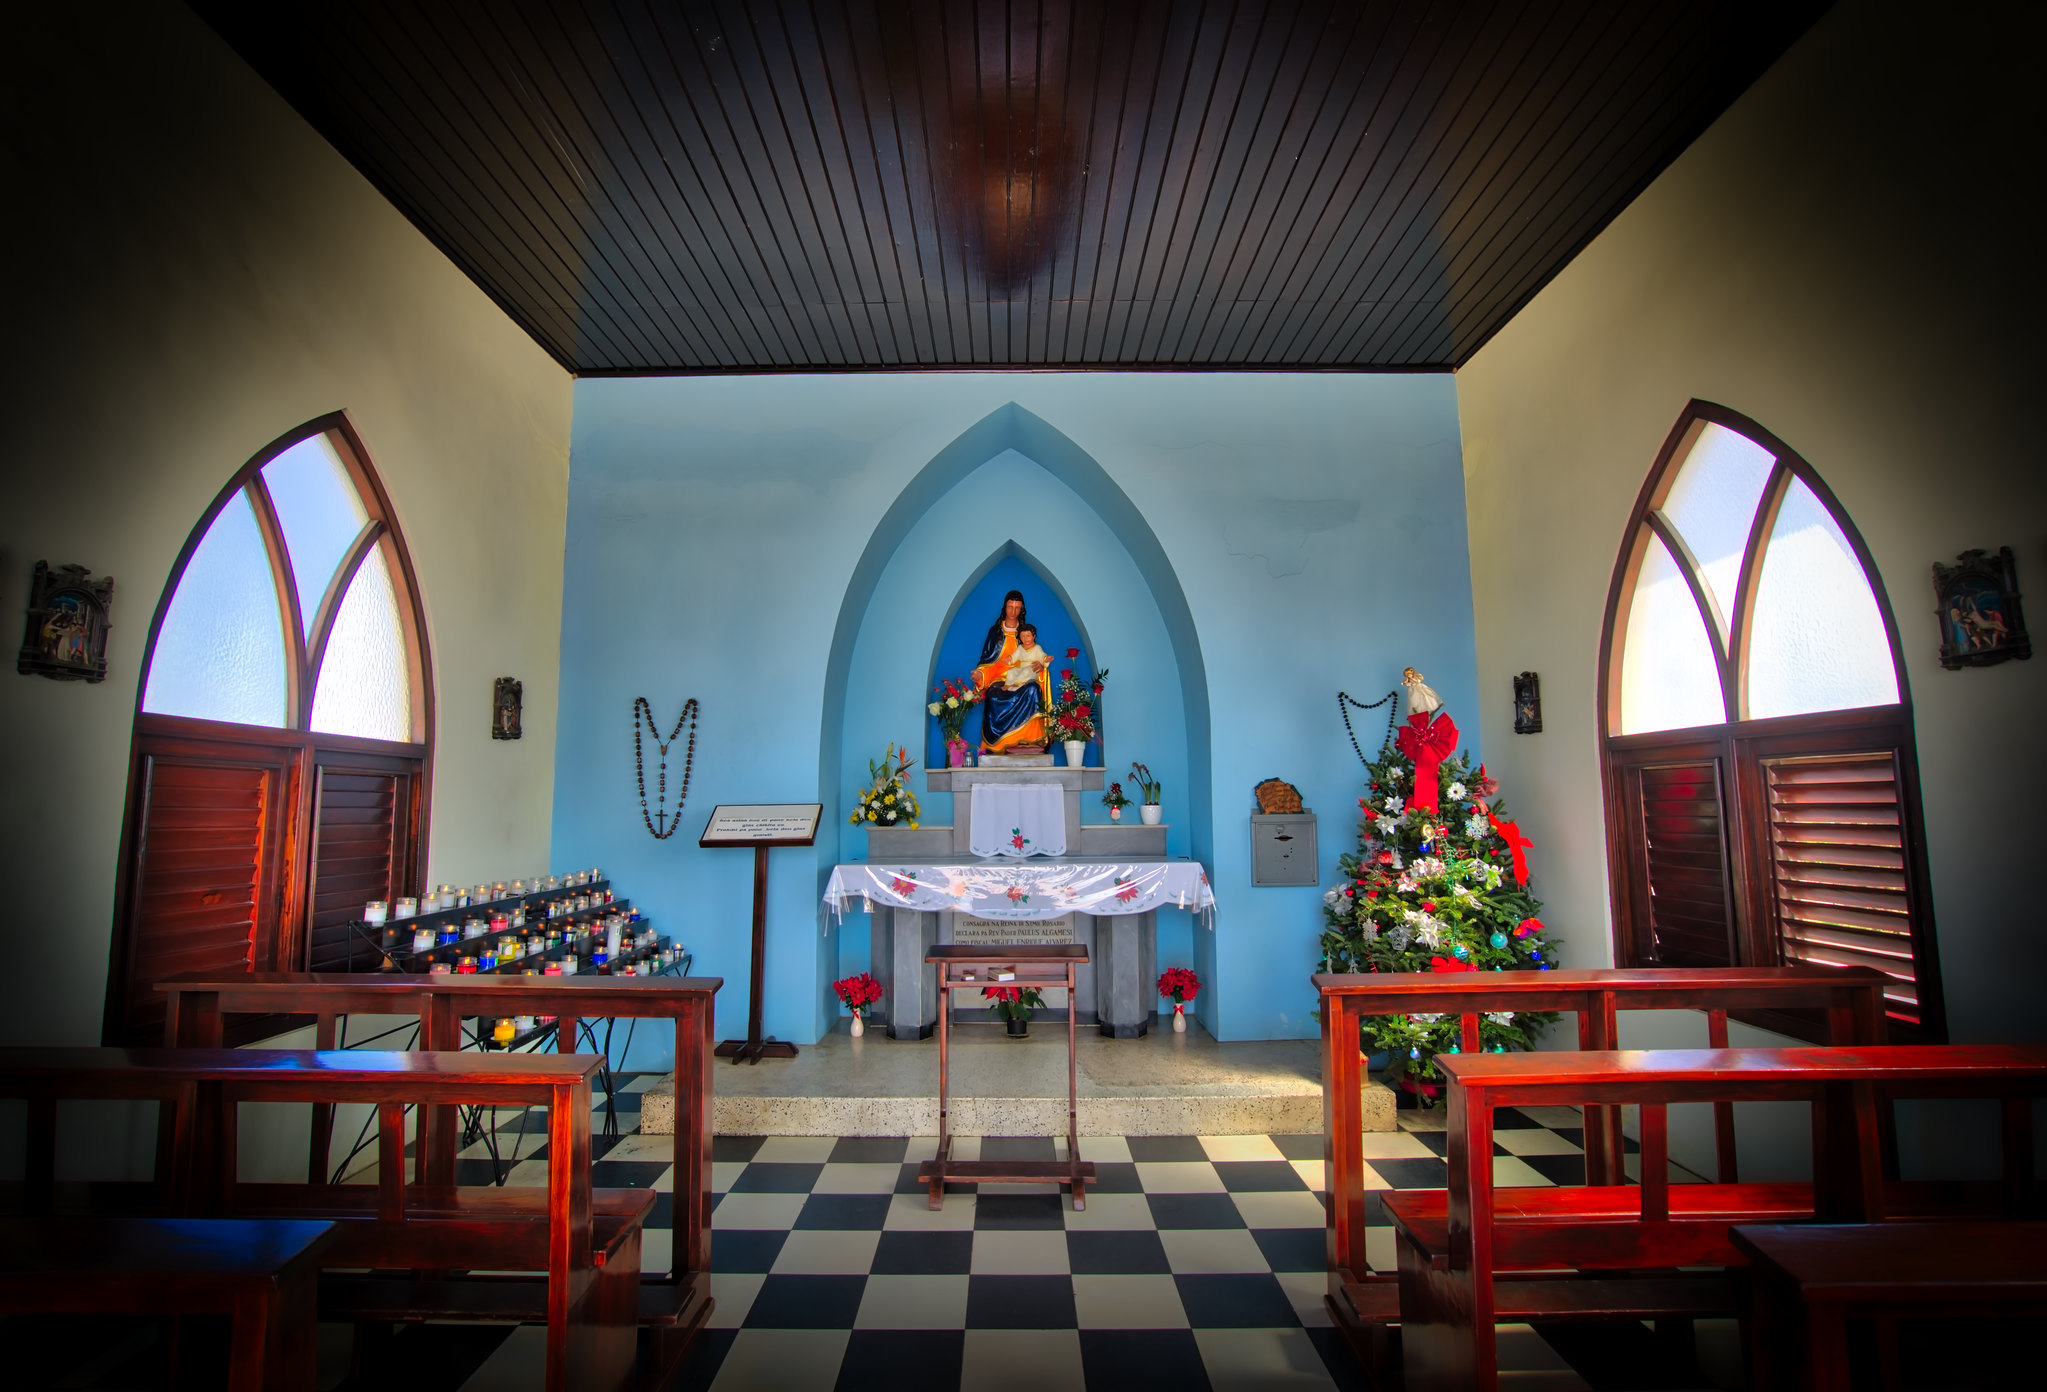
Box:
552 373 1477 1061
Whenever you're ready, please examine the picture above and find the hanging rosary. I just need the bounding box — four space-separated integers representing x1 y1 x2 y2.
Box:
1337 688 1401 768
633 697 699 839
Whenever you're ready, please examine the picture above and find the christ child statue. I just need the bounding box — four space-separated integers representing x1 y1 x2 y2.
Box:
1002 624 1051 691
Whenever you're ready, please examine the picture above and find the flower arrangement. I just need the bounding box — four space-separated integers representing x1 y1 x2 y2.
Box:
982 983 1045 1024
834 971 883 1019
926 676 980 742
850 745 919 828
1129 762 1163 805
1102 781 1131 812
1156 967 1200 1005
1047 650 1107 746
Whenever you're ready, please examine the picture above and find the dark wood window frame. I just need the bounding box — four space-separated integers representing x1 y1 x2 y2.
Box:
1597 400 1944 1044
105 412 435 1044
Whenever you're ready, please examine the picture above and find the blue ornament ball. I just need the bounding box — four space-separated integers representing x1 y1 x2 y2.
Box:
1489 932 1508 949
1453 942 1470 959
1408 1047 1420 1059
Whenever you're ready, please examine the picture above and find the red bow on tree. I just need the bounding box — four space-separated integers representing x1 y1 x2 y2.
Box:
1395 711 1459 814
1489 812 1533 885
1429 955 1475 974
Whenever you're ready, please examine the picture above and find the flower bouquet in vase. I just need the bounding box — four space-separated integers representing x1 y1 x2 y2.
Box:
927 678 980 767
834 971 883 1036
1157 967 1200 1032
1048 653 1107 768
983 984 1045 1038
850 746 919 828
1102 781 1131 822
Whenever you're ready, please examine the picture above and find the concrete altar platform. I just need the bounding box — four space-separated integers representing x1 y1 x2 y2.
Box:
640 1018 1399 1137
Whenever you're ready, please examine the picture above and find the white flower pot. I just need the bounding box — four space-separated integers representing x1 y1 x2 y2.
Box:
1063 740 1087 768
849 1012 865 1037
1172 1003 1187 1033
1140 804 1162 826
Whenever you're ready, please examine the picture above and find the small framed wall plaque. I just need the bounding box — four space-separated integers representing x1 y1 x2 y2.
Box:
17 562 113 683
1512 671 1542 733
1932 547 2030 669
492 677 523 739
700 804 824 848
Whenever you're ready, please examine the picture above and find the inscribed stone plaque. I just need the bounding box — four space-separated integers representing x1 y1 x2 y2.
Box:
953 914 1076 945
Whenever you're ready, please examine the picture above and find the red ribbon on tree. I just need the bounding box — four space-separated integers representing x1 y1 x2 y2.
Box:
1489 812 1534 885
1394 711 1459 814
1428 955 1475 974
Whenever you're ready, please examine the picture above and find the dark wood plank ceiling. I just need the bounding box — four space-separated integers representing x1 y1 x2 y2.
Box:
193 1 1828 373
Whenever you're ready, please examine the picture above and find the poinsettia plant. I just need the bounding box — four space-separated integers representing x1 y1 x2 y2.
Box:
982 983 1045 1023
1316 713 1558 1097
1102 781 1131 811
850 745 919 828
926 676 980 741
833 971 883 1018
1156 967 1200 1004
1047 650 1107 745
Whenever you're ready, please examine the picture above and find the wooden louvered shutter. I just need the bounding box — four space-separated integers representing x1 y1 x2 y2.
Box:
115 740 293 1041
1761 751 1923 1029
1618 755 1738 968
306 758 418 972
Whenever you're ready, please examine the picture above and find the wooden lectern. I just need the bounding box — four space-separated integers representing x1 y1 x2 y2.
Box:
700 804 822 1064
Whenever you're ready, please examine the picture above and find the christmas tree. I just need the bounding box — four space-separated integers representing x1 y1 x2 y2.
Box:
1317 672 1557 1096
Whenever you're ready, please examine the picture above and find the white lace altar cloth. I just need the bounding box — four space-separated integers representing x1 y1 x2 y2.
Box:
967 782 1067 857
825 859 1214 924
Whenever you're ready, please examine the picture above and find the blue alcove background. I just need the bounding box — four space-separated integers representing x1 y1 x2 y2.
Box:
925 552 1098 769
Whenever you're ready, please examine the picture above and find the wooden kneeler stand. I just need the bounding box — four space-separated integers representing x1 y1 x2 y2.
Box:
700 804 822 1064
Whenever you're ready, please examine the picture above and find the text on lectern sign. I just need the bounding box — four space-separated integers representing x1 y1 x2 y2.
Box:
700 804 823 847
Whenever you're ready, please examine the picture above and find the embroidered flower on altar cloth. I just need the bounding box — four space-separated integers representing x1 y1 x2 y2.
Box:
1486 1011 1516 1026
1446 781 1467 801
1382 793 1405 813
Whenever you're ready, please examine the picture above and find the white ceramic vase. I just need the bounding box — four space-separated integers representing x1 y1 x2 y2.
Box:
849 1012 865 1037
1172 1003 1187 1032
1063 740 1087 768
1141 804 1163 826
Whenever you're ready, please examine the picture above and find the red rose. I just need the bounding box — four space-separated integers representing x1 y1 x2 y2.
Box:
1076 704 1091 717
1421 901 1435 913
1061 669 1074 681
1092 682 1103 694
1067 648 1080 659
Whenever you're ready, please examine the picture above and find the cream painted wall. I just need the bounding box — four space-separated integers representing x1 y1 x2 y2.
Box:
0 3 574 1048
1455 0 2045 1172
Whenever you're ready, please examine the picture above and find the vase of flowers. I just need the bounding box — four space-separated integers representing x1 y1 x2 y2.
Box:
928 679 980 767
850 746 919 829
1048 651 1106 768
983 983 1044 1038
1102 782 1130 822
834 971 883 1036
1131 762 1163 825
1157 966 1200 1032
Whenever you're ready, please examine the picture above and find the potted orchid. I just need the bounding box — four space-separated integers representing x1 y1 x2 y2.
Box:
834 971 883 1037
983 983 1045 1038
1047 651 1107 768
1102 781 1131 822
1157 967 1200 1033
927 677 980 768
1130 762 1163 826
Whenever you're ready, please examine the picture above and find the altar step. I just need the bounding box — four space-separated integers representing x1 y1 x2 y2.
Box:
639 1020 1398 1137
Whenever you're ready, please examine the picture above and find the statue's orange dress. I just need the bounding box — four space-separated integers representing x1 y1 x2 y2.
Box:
971 627 1052 752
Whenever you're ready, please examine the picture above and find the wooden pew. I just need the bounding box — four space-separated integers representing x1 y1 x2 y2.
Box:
1397 1044 2047 1391
0 1217 336 1392
1732 1221 2047 1392
157 971 718 1338
1316 965 1888 1374
0 1046 639 1392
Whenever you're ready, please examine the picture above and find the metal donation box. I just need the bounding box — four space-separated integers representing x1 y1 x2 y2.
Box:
1250 811 1318 886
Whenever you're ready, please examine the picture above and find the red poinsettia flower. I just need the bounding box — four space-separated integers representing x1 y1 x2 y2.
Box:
981 985 1021 1002
1429 955 1476 973
1514 917 1543 938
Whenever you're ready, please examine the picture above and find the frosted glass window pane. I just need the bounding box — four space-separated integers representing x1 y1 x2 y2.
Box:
1747 478 1900 718
261 434 366 637
1658 422 1776 625
310 546 412 741
1619 531 1725 734
142 489 288 726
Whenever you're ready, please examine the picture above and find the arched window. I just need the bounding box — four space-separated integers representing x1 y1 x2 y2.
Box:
1599 402 1942 1042
106 414 433 1043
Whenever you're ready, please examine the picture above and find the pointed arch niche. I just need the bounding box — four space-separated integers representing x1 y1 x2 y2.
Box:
1598 401 1941 1041
819 404 1213 997
106 413 434 1043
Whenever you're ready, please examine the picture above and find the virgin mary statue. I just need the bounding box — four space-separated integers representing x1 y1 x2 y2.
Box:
971 589 1052 752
